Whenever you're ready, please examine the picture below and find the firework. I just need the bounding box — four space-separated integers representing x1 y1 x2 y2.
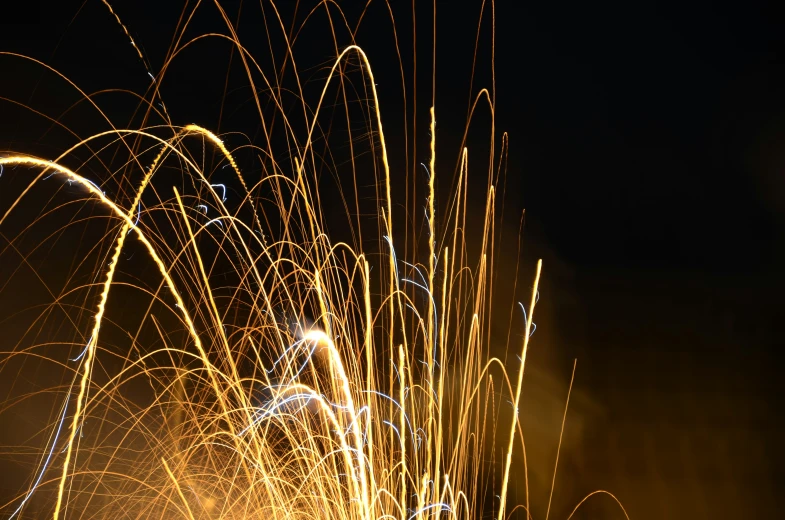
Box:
0 2 626 519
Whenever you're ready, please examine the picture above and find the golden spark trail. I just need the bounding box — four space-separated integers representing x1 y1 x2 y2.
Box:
161 457 196 520
498 259 542 520
0 2 628 519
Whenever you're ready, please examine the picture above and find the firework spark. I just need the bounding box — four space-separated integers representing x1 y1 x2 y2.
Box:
0 2 627 519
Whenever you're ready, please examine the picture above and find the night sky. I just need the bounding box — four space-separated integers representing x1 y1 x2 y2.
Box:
1 1 783 519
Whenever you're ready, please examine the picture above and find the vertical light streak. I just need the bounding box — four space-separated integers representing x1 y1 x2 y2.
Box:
52 222 123 520
498 259 543 520
161 457 196 520
398 343 407 520
433 246 448 514
426 106 437 503
546 359 578 520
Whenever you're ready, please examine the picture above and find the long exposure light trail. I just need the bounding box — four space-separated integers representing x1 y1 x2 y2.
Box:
0 2 630 519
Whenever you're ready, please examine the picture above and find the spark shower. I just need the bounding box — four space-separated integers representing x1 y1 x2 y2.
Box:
0 1 626 519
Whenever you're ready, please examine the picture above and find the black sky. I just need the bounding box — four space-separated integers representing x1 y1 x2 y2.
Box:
3 1 784 273
495 1 785 272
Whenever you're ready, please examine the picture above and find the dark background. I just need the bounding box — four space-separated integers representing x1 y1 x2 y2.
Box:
1 1 783 519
